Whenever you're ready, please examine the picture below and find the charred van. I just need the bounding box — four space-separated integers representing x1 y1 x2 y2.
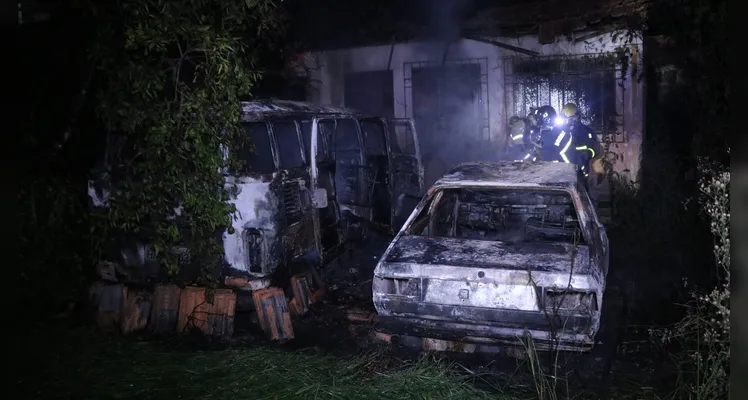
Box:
88 100 424 294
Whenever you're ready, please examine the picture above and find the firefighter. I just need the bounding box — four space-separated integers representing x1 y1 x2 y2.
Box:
506 116 531 161
514 107 548 162
532 105 574 164
560 103 602 177
525 109 542 151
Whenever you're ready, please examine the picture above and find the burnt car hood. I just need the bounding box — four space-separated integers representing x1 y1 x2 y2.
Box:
383 235 591 274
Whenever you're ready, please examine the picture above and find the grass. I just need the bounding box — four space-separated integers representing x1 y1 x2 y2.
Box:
18 327 513 400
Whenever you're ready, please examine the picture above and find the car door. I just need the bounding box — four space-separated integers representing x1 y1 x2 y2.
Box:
359 117 391 230
325 118 370 240
300 119 344 260
386 118 425 233
270 119 318 263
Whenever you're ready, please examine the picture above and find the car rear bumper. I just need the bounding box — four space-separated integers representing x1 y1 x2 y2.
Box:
376 315 595 352
374 298 597 352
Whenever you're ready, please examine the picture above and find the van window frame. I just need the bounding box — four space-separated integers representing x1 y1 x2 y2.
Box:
234 120 278 175
269 119 307 170
316 119 337 162
300 119 330 163
333 117 365 156
359 118 388 156
237 111 373 175
389 121 418 155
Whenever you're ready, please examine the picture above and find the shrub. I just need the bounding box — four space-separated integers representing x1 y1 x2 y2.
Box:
651 153 730 400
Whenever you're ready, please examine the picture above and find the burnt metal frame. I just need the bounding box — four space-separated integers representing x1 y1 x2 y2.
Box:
403 58 491 141
502 52 626 144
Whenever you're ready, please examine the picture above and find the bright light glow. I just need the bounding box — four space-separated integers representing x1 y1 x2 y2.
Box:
554 117 567 126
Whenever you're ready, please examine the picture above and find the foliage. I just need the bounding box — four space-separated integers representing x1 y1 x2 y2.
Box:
22 328 509 400
620 5 730 398
520 337 563 400
598 0 727 293
18 167 92 317
650 155 730 400
86 0 285 279
17 9 101 319
582 3 728 398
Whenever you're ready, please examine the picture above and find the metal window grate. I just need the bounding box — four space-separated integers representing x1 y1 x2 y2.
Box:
503 53 626 143
282 179 303 225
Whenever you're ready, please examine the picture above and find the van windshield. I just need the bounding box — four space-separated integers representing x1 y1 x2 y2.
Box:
235 122 275 174
273 121 305 169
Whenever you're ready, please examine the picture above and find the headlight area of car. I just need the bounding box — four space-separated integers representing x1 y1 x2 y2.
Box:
543 288 599 314
373 276 422 298
242 228 265 274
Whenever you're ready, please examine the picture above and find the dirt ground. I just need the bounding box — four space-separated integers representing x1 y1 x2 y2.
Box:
231 232 678 399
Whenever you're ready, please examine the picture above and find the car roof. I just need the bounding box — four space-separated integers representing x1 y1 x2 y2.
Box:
433 161 579 189
241 99 361 116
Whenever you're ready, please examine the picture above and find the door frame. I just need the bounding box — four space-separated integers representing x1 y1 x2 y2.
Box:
360 116 394 232
386 118 425 234
267 117 319 264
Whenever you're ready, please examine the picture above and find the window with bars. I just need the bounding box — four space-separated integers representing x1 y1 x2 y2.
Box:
504 54 621 136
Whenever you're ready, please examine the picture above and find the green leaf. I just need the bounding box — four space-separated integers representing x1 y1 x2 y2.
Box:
88 0 286 282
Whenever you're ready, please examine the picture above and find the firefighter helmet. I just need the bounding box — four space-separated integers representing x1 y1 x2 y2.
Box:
534 105 557 127
561 103 578 118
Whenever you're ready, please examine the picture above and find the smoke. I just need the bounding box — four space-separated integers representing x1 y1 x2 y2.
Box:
411 0 499 186
411 0 471 59
418 0 468 42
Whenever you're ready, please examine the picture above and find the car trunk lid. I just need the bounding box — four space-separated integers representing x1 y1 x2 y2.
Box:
384 235 591 274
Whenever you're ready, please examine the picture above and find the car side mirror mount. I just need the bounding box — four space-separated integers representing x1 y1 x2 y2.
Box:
312 188 328 209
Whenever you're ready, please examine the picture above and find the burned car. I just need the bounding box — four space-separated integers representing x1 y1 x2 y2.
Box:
372 161 609 352
88 100 424 297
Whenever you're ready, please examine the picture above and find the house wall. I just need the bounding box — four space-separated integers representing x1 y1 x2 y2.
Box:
297 32 644 182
